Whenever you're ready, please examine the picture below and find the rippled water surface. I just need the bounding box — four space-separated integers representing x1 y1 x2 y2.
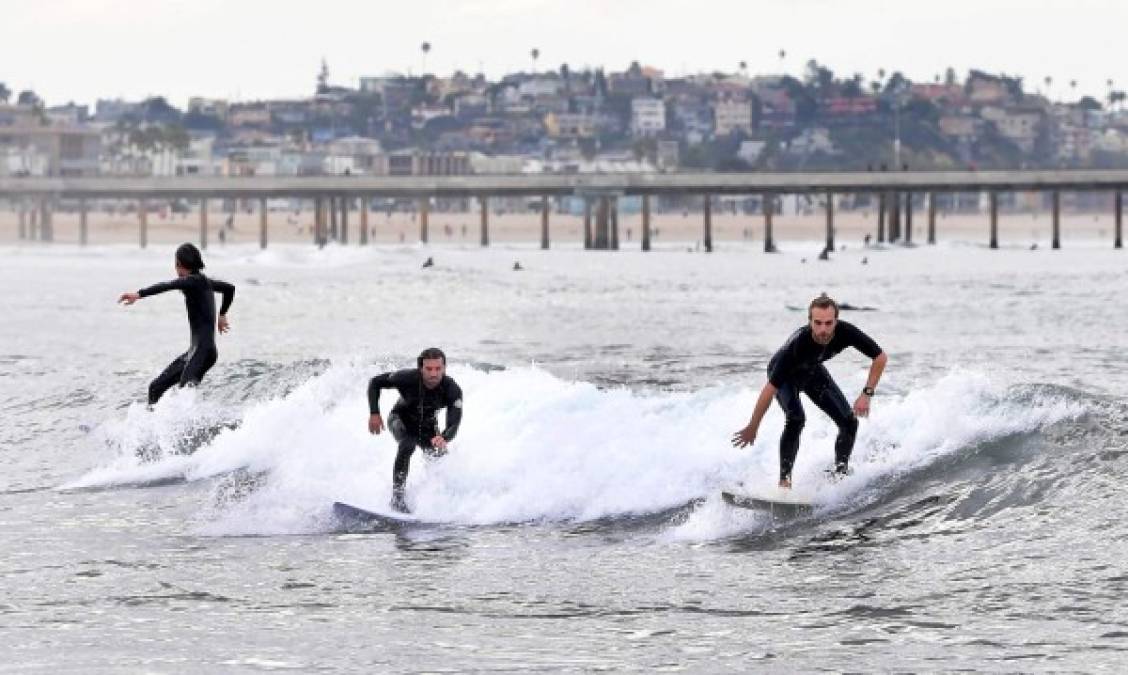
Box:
2 240 1127 672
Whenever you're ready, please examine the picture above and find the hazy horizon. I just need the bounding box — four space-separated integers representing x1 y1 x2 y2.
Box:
2 0 1125 110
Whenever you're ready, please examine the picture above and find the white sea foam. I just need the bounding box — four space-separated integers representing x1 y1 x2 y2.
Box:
64 362 1085 538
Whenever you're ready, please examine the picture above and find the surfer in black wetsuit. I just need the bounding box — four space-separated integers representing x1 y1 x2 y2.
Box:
367 348 463 513
118 243 235 405
732 294 887 488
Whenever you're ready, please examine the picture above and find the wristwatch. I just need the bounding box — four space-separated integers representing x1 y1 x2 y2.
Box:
862 386 875 396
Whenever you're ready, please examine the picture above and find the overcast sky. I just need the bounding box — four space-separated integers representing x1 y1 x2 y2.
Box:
2 0 1124 108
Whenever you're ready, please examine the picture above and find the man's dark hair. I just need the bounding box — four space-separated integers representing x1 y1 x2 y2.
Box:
417 347 446 368
808 293 839 319
175 243 205 273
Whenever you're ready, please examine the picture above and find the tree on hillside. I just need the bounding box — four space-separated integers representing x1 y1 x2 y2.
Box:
140 96 182 124
183 110 223 132
803 59 835 98
1109 90 1126 111
842 74 864 98
0 82 10 103
17 89 42 108
883 72 910 96
778 76 818 125
594 68 608 98
1077 96 1102 111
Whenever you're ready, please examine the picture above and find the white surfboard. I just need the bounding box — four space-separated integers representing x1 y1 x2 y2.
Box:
720 483 815 515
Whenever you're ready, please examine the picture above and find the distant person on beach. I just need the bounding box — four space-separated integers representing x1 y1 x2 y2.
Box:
731 294 887 488
367 348 464 513
117 243 235 405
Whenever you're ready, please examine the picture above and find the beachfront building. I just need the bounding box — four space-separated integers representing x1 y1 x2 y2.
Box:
325 136 383 174
981 106 1044 153
713 99 753 136
412 104 454 130
0 104 101 177
227 103 272 129
737 140 767 164
187 98 229 119
173 136 223 176
93 99 141 124
967 72 1012 105
758 88 798 129
374 149 471 176
631 97 666 137
543 112 598 139
786 127 837 157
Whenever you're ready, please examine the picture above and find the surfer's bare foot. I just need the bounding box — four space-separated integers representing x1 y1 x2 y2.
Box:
778 479 792 489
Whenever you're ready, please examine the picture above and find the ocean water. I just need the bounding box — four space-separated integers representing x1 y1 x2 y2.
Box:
2 238 1127 672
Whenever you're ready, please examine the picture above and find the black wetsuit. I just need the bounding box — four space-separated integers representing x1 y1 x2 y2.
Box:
767 321 882 481
367 369 463 503
139 273 235 404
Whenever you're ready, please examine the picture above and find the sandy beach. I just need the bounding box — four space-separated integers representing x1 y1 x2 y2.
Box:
1 202 1121 249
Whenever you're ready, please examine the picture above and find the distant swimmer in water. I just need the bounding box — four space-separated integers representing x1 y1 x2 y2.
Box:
118 243 235 405
422 256 434 268
367 348 463 513
732 294 887 488
513 261 523 271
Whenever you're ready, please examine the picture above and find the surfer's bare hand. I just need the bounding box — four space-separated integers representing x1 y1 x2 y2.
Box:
368 414 384 434
853 394 871 418
218 315 230 334
731 425 757 448
429 436 448 455
118 292 140 305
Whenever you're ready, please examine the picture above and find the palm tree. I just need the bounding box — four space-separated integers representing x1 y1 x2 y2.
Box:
1044 76 1052 99
778 49 786 73
531 48 539 74
421 42 431 75
317 59 329 93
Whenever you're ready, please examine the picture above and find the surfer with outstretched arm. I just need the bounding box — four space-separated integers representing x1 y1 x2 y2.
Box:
118 243 235 405
367 348 463 513
731 293 887 488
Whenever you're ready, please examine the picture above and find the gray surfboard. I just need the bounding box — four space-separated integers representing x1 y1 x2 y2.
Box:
332 501 430 529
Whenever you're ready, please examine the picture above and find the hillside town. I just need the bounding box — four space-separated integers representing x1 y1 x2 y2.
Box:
3 59 1128 181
